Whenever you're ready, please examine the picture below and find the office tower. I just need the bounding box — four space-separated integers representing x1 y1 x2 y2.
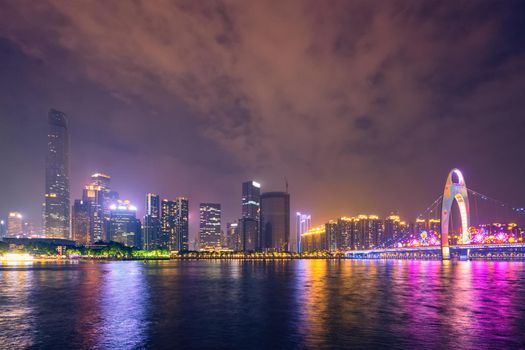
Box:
106 200 141 247
72 200 91 245
143 193 161 250
44 109 70 239
260 192 290 252
175 197 189 252
199 203 221 251
240 181 261 251
161 197 189 251
7 212 23 237
82 183 104 242
0 219 6 238
161 199 177 249
295 212 311 252
225 222 240 250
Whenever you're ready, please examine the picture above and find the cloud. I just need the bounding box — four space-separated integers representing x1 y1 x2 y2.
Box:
1 0 524 224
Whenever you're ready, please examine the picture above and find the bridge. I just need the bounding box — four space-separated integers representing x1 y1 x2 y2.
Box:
348 168 525 260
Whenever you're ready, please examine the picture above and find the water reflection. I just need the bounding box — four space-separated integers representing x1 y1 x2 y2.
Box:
0 265 35 348
1 260 525 349
98 262 149 349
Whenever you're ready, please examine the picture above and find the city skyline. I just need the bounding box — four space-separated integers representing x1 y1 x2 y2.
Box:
1 2 525 238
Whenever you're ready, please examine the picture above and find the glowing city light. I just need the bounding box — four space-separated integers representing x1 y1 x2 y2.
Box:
0 253 34 261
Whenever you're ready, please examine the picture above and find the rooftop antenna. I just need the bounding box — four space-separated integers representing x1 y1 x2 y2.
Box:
285 177 289 193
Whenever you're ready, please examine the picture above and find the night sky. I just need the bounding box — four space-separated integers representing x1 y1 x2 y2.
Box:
1 1 525 240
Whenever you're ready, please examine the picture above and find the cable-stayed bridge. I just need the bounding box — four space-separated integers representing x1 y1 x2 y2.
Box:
347 169 525 260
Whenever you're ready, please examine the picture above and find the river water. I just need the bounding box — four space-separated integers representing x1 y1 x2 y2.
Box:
1 260 524 349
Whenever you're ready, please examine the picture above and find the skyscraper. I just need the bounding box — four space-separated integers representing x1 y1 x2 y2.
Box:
143 193 161 250
72 200 91 245
260 192 290 252
82 183 104 242
106 200 141 247
44 109 70 239
0 219 6 238
199 203 221 251
225 222 240 250
7 212 23 237
161 197 189 251
175 197 189 252
295 212 311 252
240 181 260 251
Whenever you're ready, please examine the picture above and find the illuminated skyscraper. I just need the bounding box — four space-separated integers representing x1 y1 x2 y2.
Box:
44 109 70 239
225 222 240 250
175 197 189 252
260 192 290 252
72 200 91 245
7 212 23 237
82 183 104 242
354 215 383 249
295 212 311 252
143 193 161 250
161 197 189 251
240 181 260 251
106 200 141 247
199 203 221 251
0 219 6 238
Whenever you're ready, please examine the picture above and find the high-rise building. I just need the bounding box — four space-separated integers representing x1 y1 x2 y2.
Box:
72 200 91 245
354 215 383 249
199 203 221 251
7 212 23 237
301 226 328 252
295 212 311 252
143 193 162 250
0 219 6 238
325 220 338 251
225 222 240 251
241 181 261 251
175 197 189 252
82 183 104 242
44 109 70 239
106 200 141 247
161 197 189 251
260 192 290 252
383 215 401 246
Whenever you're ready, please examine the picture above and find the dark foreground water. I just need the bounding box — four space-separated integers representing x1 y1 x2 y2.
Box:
1 260 525 350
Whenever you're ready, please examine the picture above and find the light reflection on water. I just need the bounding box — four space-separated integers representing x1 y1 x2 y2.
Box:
1 260 524 349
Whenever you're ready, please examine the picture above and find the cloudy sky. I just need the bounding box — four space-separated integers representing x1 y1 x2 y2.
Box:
1 1 524 240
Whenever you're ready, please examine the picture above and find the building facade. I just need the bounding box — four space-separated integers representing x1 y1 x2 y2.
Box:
7 212 23 237
72 200 91 245
199 203 221 251
161 197 189 251
241 181 261 251
106 200 141 247
44 109 70 239
225 222 241 251
295 212 311 253
260 192 290 252
143 193 161 250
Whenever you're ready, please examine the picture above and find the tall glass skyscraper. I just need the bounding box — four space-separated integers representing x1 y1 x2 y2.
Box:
295 212 311 252
260 192 290 252
143 193 161 250
161 197 189 252
44 109 70 239
199 203 221 251
240 181 260 251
